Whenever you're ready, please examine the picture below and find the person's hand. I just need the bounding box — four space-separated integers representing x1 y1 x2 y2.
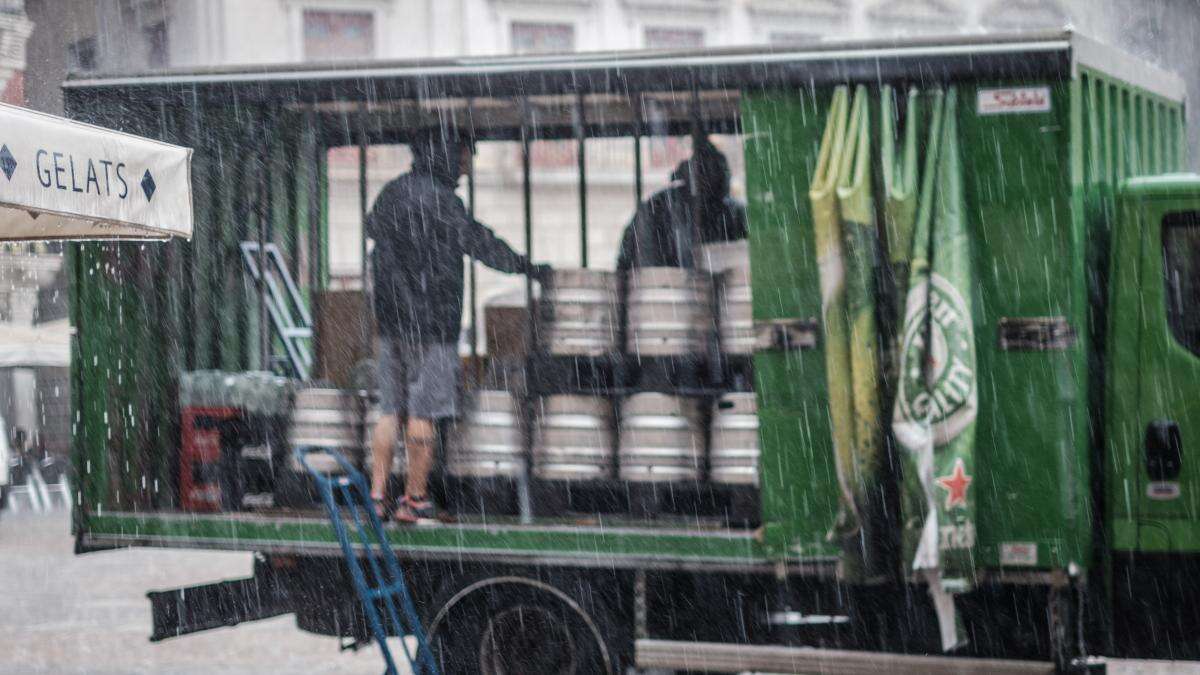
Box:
531 264 553 285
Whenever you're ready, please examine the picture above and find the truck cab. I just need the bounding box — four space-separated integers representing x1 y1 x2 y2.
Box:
1107 175 1200 654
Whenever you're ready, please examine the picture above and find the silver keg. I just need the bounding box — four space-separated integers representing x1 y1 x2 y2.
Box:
447 390 524 478
539 269 619 356
533 395 615 481
618 393 704 482
625 267 713 356
717 266 754 355
361 406 406 476
698 240 750 274
288 388 360 473
709 393 760 486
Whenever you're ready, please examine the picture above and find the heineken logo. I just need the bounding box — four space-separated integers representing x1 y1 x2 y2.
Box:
896 273 977 445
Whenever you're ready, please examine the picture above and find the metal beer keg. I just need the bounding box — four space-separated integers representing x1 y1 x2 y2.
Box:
287 388 360 473
539 269 619 356
709 392 760 486
618 393 704 482
625 267 713 357
533 395 615 481
447 390 524 479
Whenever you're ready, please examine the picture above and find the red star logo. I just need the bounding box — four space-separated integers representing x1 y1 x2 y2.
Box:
935 458 972 510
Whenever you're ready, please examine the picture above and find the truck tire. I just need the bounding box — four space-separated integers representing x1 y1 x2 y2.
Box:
426 574 621 675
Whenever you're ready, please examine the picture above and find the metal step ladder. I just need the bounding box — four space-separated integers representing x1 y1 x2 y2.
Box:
240 242 313 380
295 447 439 675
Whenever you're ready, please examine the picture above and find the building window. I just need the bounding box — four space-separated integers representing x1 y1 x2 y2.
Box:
303 9 375 61
644 27 704 49
144 21 169 68
511 22 575 55
68 37 97 72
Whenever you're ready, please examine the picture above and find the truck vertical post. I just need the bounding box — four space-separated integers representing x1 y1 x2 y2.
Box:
576 91 589 269
466 98 478 362
519 95 535 524
357 101 370 358
258 105 273 371
633 94 644 205
305 107 322 299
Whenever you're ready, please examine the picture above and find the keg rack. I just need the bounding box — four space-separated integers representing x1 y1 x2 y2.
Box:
522 288 758 523
429 88 764 526
445 260 761 524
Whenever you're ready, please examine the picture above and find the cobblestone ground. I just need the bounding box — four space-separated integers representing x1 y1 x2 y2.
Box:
0 509 409 675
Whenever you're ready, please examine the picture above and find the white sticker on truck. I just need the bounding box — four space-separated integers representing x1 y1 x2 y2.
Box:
1000 542 1038 566
977 87 1052 115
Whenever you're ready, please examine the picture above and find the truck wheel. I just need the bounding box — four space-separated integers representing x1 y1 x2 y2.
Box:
427 575 620 674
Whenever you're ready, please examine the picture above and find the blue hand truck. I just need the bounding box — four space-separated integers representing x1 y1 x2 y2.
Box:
295 447 440 675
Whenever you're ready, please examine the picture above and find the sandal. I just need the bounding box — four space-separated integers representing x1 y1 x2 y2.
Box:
393 495 441 525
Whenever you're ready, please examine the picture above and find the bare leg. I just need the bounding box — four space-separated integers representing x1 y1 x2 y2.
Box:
369 413 398 504
404 417 437 499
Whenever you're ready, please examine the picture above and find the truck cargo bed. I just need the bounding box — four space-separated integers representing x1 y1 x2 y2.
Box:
79 510 834 574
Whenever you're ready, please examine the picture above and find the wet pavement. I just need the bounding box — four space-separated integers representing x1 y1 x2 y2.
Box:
0 509 406 674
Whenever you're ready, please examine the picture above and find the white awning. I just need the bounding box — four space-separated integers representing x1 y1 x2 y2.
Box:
0 102 192 241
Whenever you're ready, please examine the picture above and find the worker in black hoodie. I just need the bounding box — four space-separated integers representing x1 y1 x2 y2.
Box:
616 135 747 270
367 129 550 523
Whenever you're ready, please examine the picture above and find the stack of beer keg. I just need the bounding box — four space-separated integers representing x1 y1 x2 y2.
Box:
442 240 760 521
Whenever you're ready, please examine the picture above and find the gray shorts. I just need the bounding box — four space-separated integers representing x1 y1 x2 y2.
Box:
377 340 460 420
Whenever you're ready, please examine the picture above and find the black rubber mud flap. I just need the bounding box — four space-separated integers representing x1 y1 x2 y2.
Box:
148 563 294 641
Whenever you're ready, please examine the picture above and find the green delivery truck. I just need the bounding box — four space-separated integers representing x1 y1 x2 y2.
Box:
64 32 1200 671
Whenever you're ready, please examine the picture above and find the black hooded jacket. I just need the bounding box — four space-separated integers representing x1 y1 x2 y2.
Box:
615 139 748 270
368 136 535 344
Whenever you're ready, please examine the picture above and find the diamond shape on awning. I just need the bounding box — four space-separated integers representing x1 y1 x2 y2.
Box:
140 169 156 201
0 145 16 181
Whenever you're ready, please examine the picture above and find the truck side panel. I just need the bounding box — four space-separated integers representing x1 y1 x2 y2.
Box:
954 81 1089 570
742 91 840 559
745 79 1150 572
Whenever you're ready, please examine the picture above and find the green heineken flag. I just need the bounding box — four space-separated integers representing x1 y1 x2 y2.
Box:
891 87 977 649
835 86 886 582
810 85 887 582
881 86 922 308
809 86 859 568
